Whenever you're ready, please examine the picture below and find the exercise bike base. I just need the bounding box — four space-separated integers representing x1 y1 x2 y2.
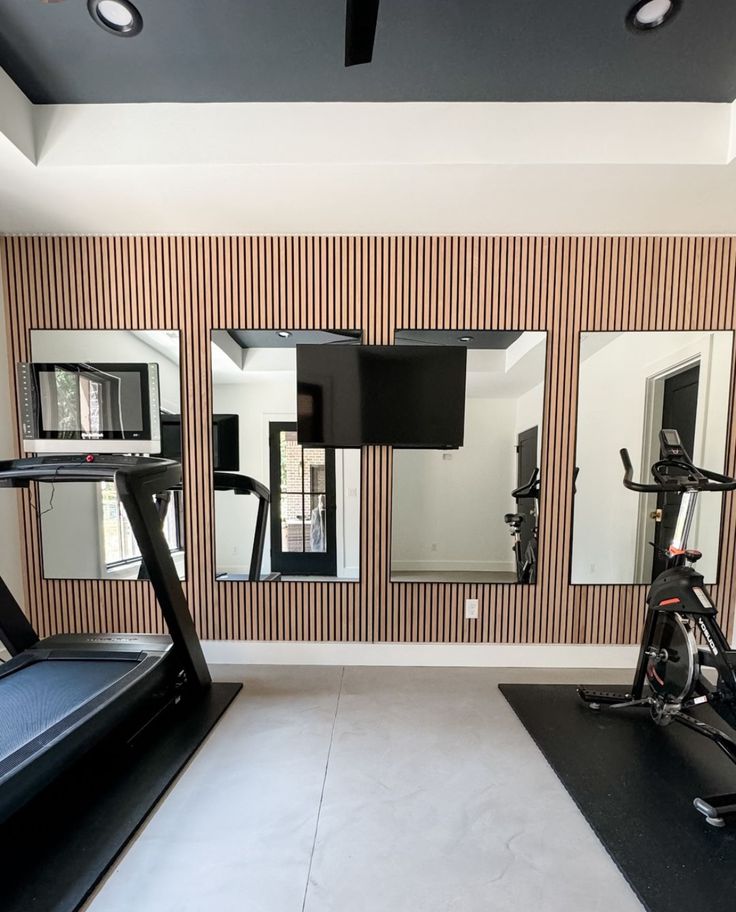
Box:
693 794 736 827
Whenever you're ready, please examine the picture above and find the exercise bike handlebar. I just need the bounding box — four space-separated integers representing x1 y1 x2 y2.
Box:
620 448 736 493
512 467 540 500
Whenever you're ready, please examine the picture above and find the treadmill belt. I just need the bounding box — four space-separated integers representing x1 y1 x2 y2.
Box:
0 660 138 762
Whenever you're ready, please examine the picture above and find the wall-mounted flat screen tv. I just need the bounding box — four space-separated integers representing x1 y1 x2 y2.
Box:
296 345 466 448
160 413 240 471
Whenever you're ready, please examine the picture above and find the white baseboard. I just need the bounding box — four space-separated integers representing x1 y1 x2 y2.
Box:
202 640 638 669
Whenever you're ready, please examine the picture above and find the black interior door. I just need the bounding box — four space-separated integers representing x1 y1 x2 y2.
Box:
651 364 700 579
269 422 337 577
516 426 539 562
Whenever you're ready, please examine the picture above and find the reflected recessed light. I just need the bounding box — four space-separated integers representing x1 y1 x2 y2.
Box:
277 331 292 339
459 336 474 343
626 0 680 31
87 0 143 37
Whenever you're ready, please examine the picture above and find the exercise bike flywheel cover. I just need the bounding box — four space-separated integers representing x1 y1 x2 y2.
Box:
646 612 699 703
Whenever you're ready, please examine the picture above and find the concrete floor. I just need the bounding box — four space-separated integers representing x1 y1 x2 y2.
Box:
85 666 643 912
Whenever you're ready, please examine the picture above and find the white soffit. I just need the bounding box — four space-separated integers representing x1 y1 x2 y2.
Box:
4 82 736 233
30 102 736 167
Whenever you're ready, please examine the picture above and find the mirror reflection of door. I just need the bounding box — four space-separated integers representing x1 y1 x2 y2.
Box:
650 363 700 579
516 426 538 564
268 422 337 577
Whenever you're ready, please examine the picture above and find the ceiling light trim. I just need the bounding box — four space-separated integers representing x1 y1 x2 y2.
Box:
87 0 143 38
626 0 681 32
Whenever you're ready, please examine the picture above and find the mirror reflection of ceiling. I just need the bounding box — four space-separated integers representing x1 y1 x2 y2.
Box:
211 330 362 384
396 330 546 399
2 0 736 104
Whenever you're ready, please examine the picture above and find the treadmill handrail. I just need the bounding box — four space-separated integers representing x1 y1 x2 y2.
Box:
0 455 181 496
213 471 270 503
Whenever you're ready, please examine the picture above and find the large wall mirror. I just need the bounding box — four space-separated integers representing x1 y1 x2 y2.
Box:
30 330 185 581
391 330 547 583
572 331 734 584
210 330 362 581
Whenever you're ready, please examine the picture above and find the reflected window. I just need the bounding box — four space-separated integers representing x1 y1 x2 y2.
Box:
269 425 334 570
101 483 183 569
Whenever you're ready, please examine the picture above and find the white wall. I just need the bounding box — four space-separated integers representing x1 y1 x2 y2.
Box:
30 330 182 579
392 398 517 573
0 278 24 606
572 331 733 584
212 365 360 579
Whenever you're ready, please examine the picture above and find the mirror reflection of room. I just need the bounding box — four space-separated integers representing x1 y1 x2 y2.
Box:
572 331 734 585
391 330 547 584
210 330 362 581
30 329 185 581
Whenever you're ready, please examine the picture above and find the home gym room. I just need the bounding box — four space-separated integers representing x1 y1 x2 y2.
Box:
2 2 736 912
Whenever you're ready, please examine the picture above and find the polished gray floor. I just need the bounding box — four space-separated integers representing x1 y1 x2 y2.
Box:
85 666 643 912
391 570 517 583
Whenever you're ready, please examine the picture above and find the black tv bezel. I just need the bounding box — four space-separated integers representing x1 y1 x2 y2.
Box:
296 344 467 449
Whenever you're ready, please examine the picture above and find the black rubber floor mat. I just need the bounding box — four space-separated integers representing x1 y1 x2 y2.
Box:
500 683 736 912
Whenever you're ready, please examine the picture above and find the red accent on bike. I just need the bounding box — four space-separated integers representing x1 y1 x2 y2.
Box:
658 598 680 606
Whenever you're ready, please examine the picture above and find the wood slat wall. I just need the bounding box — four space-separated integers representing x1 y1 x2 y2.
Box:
2 235 735 645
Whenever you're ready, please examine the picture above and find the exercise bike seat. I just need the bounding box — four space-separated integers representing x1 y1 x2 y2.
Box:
504 513 524 526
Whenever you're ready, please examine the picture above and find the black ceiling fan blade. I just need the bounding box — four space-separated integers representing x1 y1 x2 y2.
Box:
345 0 380 67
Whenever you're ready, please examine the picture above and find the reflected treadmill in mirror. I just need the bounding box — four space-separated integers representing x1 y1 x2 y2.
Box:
211 329 362 582
571 330 734 585
391 330 547 584
30 330 187 582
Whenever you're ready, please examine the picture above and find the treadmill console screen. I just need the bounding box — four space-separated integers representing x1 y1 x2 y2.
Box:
17 362 161 454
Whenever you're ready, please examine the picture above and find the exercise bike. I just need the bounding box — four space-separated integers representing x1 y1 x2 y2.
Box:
578 429 736 827
504 468 539 583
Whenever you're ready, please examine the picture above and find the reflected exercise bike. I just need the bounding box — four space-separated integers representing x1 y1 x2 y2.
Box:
504 468 540 583
578 429 736 826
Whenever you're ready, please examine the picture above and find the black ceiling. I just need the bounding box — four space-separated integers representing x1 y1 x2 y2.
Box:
1 0 736 104
395 330 524 350
229 330 362 349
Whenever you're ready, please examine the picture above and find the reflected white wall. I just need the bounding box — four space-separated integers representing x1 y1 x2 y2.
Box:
572 331 733 584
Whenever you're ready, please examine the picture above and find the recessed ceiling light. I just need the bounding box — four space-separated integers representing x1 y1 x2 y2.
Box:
626 0 680 31
87 0 143 37
459 336 474 343
277 331 292 339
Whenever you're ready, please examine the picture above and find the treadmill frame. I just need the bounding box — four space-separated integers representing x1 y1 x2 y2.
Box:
0 455 210 689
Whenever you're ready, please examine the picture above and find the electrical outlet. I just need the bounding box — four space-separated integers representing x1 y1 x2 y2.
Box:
465 598 479 620
431 543 438 552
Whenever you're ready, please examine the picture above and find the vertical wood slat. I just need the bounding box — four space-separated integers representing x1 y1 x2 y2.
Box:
1 235 735 646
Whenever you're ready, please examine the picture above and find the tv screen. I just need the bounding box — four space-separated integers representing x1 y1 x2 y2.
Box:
296 345 466 448
159 413 240 471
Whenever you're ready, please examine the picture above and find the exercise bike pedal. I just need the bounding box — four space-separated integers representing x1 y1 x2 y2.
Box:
577 687 632 709
693 794 736 828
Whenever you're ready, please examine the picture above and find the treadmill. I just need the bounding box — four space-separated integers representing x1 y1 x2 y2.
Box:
0 454 211 825
212 472 281 581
